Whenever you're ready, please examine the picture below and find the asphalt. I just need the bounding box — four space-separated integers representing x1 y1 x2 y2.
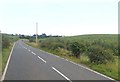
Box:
3 40 116 81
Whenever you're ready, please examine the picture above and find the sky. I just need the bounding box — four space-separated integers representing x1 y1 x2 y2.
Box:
0 0 119 36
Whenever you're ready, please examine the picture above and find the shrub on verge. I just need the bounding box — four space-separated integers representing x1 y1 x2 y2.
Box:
87 45 114 64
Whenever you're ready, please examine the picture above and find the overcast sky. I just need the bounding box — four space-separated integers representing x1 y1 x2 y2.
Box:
0 0 119 36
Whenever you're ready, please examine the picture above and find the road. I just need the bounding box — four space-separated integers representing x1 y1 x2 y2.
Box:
3 40 115 81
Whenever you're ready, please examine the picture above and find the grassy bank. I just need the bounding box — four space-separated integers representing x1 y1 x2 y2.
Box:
26 34 119 80
1 34 19 74
2 44 13 71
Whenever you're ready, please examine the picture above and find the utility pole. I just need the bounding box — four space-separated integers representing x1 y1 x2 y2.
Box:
36 22 38 44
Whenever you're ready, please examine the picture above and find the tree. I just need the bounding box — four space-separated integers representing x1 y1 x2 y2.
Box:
19 35 25 39
29 38 35 42
40 33 47 38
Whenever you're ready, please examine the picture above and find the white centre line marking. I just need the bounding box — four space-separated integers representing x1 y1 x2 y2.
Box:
52 67 72 82
32 52 36 55
28 49 31 52
37 56 46 63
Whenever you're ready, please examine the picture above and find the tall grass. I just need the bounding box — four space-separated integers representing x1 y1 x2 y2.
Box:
2 45 12 71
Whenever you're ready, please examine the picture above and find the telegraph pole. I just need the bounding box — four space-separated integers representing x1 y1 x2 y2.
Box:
36 22 38 44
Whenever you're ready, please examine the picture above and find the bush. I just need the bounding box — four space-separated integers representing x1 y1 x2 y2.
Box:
69 42 80 58
69 42 86 58
50 42 64 50
40 39 64 50
92 39 118 56
87 45 114 64
29 38 35 42
2 34 10 49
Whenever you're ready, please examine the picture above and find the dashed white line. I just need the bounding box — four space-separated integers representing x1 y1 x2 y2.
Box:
31 52 36 55
52 67 72 82
37 56 46 63
23 46 26 49
24 47 27 49
28 49 31 52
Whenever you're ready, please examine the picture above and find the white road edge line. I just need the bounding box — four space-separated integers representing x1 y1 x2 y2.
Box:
32 52 36 55
37 56 46 63
68 61 115 81
52 67 72 82
1 43 16 81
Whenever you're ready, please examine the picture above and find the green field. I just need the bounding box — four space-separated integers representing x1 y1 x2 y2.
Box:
27 34 119 80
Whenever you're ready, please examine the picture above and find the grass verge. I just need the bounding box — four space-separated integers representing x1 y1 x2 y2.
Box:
2 44 13 73
0 33 1 77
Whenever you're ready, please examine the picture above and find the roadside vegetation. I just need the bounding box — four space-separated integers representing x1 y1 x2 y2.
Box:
1 34 19 73
26 34 119 80
0 33 2 77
